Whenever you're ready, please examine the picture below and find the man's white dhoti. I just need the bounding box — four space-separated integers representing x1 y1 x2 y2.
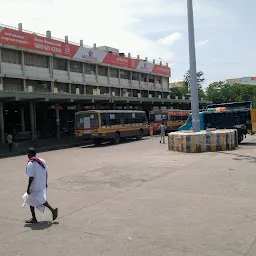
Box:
22 189 47 213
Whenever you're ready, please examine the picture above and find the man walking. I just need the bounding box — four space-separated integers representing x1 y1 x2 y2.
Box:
22 147 58 223
159 122 167 144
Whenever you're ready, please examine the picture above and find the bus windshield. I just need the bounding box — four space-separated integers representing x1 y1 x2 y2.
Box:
75 112 99 130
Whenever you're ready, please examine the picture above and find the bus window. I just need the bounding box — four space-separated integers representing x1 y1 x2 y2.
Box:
101 113 110 126
75 113 99 129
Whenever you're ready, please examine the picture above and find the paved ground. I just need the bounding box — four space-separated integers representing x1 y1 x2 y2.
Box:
1 136 256 256
0 137 89 158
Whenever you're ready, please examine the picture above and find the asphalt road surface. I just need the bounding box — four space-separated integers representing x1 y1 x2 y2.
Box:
1 136 256 256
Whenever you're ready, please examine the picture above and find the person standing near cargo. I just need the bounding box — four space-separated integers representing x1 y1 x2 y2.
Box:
159 122 167 144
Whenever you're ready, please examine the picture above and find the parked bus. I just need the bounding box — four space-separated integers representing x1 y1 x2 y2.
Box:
207 101 252 110
179 107 256 143
149 109 190 134
75 110 148 145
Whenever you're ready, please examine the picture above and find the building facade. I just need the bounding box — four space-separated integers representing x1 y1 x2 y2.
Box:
0 23 210 144
226 77 256 85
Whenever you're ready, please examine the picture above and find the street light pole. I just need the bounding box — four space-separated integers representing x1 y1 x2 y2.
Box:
187 0 200 132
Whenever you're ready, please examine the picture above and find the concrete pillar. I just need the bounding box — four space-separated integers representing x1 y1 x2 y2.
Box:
50 81 54 93
55 104 60 139
95 65 99 83
21 108 25 132
118 69 121 85
23 79 26 92
18 23 23 31
107 67 110 84
68 83 72 94
49 56 53 79
67 60 70 80
82 63 85 83
30 102 36 141
21 52 25 76
46 31 51 39
0 102 4 145
84 85 86 95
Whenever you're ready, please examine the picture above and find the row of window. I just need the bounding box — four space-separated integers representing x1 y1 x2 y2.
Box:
101 112 147 126
0 48 162 82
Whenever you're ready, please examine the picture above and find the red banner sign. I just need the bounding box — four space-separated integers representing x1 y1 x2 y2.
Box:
0 27 79 57
0 26 171 77
152 64 171 76
102 53 140 70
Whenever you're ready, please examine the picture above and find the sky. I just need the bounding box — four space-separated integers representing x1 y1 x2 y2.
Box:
0 0 255 87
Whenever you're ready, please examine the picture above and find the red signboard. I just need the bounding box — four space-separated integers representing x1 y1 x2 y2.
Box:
0 26 171 77
0 27 79 57
102 53 140 69
152 64 171 76
251 77 256 80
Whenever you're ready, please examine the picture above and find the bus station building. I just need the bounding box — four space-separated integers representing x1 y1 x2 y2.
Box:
0 23 211 144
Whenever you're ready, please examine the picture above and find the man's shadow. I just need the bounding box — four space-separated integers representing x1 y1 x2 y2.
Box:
24 221 59 230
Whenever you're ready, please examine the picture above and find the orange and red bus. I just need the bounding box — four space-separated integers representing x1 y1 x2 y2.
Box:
149 109 190 134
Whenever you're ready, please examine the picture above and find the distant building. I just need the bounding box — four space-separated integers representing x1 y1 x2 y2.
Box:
226 77 256 85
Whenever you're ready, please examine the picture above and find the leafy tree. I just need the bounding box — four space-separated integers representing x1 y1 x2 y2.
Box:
183 70 205 90
206 82 256 107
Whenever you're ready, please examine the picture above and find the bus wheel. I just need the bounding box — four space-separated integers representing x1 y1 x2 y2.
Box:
93 139 102 146
136 129 143 140
113 132 120 144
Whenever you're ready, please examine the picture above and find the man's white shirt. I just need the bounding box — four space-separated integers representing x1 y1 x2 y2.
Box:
27 159 47 191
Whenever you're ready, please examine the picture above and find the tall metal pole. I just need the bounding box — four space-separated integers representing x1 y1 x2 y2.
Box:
187 0 200 132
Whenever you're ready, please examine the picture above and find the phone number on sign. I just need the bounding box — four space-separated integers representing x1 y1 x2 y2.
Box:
34 43 62 53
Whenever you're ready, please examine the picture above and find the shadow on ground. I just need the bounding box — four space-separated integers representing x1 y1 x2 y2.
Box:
24 221 59 230
80 137 151 149
217 151 256 163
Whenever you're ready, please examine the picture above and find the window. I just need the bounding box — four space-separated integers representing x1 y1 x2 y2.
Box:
24 53 49 68
109 68 118 78
132 72 139 81
156 76 161 84
53 58 67 71
84 63 96 74
120 70 130 79
1 48 21 64
70 61 82 73
98 66 108 76
140 73 147 82
149 75 155 83
3 78 22 91
75 113 99 129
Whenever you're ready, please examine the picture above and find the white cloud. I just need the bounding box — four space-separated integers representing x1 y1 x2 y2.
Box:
196 40 209 47
158 32 183 46
0 0 236 75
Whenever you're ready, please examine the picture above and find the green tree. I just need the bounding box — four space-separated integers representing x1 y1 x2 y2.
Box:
206 82 256 106
183 70 205 90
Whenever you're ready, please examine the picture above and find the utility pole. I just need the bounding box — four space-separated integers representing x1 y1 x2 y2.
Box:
187 0 200 132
